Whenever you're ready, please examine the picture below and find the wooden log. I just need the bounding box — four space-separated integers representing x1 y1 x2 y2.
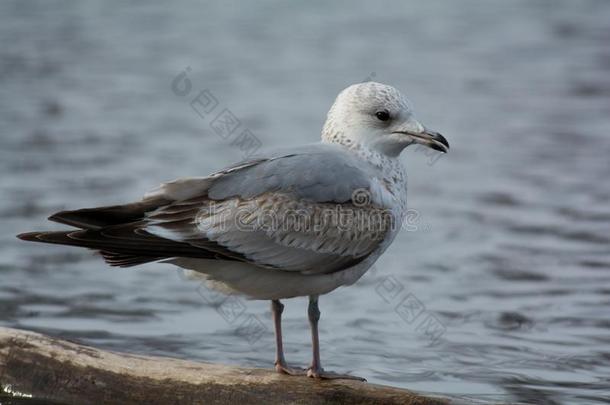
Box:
0 327 455 405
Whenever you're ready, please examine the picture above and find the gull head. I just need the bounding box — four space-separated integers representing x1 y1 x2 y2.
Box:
322 82 449 157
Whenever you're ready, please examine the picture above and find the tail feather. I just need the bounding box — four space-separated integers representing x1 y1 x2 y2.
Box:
17 196 244 269
18 230 163 267
17 228 234 268
16 232 40 242
48 197 170 230
17 231 73 244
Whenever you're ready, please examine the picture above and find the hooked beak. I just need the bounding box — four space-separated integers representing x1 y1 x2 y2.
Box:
393 127 450 153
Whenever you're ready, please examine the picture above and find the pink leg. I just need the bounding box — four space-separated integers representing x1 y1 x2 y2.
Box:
306 295 366 381
271 299 305 375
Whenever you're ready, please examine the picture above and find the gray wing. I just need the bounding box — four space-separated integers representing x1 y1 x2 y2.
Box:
144 143 397 274
145 143 378 203
208 143 372 203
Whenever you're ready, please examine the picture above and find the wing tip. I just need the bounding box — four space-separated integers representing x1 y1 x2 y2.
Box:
48 211 65 222
17 231 42 242
48 211 97 229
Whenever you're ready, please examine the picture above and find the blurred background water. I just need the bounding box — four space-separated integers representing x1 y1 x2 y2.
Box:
1 1 610 404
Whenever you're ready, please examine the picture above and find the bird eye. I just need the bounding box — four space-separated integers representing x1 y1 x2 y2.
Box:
375 110 390 121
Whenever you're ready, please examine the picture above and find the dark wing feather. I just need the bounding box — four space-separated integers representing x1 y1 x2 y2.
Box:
48 196 171 230
99 251 162 267
20 192 241 267
17 219 248 267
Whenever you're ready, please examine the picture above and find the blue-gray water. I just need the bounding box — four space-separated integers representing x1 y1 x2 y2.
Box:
1 1 610 404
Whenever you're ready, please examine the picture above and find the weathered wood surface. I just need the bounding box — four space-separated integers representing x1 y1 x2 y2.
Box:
0 327 461 405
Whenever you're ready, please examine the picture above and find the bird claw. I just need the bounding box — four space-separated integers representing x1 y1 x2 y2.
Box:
275 362 307 376
306 367 366 381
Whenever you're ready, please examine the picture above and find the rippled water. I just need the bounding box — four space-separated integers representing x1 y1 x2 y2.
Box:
1 1 610 404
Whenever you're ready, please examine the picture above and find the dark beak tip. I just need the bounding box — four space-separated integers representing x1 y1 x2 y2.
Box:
429 143 448 153
435 133 450 150
424 130 449 153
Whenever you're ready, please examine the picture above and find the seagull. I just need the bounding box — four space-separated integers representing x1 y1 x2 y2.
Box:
18 82 449 380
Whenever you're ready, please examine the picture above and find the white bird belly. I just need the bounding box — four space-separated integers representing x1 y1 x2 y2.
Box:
168 255 380 300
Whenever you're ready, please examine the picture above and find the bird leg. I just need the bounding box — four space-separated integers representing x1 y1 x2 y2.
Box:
271 299 305 375
306 295 366 381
